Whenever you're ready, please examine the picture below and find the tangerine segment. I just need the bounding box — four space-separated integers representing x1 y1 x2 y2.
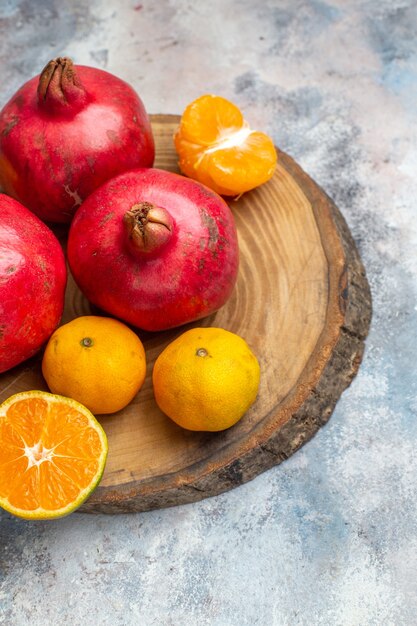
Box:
5 397 49 446
174 94 277 196
0 391 108 519
178 94 244 145
0 457 28 499
199 130 277 196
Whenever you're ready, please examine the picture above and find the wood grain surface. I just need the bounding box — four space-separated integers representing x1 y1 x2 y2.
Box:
0 115 372 514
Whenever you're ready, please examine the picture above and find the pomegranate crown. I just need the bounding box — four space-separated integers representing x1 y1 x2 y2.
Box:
37 57 87 114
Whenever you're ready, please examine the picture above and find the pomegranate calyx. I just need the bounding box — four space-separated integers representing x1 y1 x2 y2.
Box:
37 57 87 114
124 202 173 255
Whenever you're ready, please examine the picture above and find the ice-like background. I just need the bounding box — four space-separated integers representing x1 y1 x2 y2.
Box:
1 1 416 624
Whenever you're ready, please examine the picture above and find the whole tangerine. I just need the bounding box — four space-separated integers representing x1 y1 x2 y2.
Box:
152 327 260 431
42 316 146 415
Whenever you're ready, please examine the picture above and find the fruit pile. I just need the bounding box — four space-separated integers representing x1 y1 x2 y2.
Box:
0 57 276 519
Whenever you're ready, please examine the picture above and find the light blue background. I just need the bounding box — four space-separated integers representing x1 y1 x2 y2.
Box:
1 1 416 624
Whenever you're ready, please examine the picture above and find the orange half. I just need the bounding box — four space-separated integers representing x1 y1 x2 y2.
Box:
0 391 108 519
174 94 277 196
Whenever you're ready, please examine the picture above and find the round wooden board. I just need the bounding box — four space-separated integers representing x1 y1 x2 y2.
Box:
0 115 372 514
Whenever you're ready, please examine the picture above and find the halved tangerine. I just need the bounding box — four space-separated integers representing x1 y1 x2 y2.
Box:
0 391 108 519
174 94 277 196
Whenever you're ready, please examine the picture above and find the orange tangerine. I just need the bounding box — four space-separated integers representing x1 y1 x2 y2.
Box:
42 316 146 415
0 391 108 519
153 327 260 432
174 94 277 196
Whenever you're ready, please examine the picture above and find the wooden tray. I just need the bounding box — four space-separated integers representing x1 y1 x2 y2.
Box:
0 114 372 513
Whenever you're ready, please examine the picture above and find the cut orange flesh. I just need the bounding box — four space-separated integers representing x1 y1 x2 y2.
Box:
174 94 277 196
0 391 108 519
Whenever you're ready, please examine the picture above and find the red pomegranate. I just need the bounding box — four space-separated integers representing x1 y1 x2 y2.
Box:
67 168 239 331
0 57 155 223
0 194 67 374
